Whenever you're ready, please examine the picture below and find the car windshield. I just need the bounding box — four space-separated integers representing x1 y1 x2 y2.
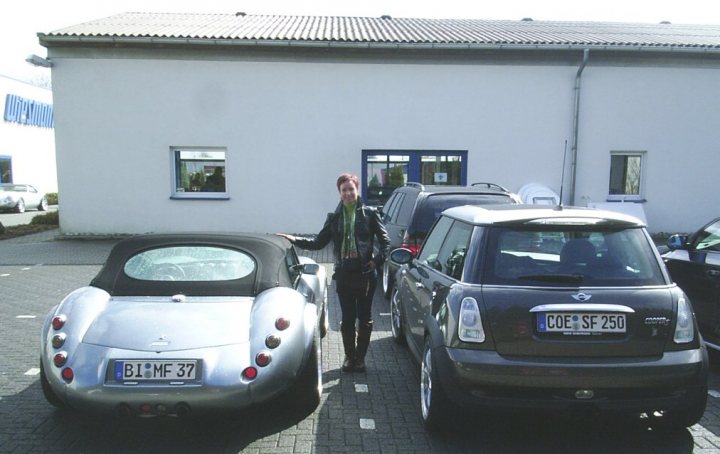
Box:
410 193 515 234
124 246 256 281
482 226 666 287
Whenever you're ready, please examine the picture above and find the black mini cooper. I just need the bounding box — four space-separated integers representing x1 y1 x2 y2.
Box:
390 205 708 430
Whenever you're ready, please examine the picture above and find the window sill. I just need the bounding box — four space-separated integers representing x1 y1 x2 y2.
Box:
170 194 230 200
605 197 646 203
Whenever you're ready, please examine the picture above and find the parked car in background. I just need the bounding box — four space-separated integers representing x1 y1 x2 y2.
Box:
0 183 48 213
40 233 327 417
390 205 708 430
664 217 720 351
380 182 521 298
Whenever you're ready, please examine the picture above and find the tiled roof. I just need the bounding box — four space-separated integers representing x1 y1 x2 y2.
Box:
40 13 720 51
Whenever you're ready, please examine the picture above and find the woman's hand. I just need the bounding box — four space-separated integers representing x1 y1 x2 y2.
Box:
276 233 296 242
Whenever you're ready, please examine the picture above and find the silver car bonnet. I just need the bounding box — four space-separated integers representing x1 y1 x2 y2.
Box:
81 296 253 351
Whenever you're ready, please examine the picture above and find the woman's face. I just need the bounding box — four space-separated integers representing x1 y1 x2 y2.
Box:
339 180 358 206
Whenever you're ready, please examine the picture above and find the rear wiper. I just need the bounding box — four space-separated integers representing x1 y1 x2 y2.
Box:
517 274 585 284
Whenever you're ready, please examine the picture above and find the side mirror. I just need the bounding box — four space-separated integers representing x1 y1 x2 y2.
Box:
390 248 414 265
301 263 320 275
667 234 688 251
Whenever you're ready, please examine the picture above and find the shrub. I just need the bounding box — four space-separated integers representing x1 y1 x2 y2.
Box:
46 192 59 205
31 211 59 225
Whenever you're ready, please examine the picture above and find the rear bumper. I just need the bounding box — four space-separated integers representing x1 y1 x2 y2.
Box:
434 345 708 412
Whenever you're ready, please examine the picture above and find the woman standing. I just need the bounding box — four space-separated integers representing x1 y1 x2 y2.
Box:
278 173 390 373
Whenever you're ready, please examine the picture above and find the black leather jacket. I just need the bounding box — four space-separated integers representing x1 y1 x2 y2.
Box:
293 199 390 272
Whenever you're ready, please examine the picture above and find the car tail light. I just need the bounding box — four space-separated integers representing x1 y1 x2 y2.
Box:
53 352 68 367
51 315 66 330
674 297 694 343
51 333 66 348
243 367 258 380
61 367 74 382
458 297 485 343
275 317 290 331
255 352 272 367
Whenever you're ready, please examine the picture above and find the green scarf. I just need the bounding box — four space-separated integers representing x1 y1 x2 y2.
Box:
342 202 357 258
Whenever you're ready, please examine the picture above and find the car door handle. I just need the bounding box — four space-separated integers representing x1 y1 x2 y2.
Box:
707 270 720 278
415 282 425 289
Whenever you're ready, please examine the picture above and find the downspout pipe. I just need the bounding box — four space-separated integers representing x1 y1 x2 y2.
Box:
568 49 590 205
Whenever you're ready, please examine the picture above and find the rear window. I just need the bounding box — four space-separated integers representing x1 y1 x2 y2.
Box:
124 246 255 282
409 193 515 234
482 226 665 287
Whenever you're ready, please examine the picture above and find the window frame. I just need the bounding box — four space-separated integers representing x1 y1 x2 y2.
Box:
170 146 229 200
607 150 646 202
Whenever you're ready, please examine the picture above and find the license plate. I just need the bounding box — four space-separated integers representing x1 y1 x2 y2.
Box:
114 360 198 381
537 313 626 334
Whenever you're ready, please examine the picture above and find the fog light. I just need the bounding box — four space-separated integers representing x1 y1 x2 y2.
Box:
51 333 66 348
575 389 594 399
265 334 281 349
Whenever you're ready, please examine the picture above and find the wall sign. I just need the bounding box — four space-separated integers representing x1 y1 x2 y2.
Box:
3 94 54 128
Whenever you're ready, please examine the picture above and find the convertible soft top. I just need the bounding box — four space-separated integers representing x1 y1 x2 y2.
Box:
90 233 295 296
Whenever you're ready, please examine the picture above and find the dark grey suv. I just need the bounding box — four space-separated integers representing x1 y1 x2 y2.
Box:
390 205 708 431
380 182 521 298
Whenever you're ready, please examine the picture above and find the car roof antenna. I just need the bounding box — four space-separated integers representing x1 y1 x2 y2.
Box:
556 140 568 211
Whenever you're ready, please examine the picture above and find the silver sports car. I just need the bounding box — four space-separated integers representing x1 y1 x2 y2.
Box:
0 183 48 212
40 233 328 417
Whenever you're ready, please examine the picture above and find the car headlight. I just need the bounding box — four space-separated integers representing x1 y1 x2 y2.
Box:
458 297 485 343
673 296 694 344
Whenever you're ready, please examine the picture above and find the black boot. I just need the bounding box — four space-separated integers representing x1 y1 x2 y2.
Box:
340 323 356 373
354 323 373 372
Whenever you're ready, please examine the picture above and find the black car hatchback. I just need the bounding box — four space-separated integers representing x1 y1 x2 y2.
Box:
390 205 708 431
380 182 521 298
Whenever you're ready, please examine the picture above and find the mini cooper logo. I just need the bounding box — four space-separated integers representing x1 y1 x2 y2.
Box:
644 317 671 326
571 293 592 302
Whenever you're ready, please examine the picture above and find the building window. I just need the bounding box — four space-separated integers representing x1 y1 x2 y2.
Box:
0 156 11 183
171 147 228 199
608 151 645 201
362 150 467 207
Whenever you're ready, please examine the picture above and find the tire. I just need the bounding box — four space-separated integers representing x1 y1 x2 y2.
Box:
382 261 394 300
291 332 322 411
15 198 25 213
40 360 65 408
38 197 48 211
420 337 450 431
390 287 406 345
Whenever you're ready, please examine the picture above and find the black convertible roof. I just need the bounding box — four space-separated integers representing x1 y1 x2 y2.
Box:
90 233 294 296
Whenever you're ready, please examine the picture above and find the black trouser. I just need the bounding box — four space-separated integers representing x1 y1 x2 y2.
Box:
336 269 376 328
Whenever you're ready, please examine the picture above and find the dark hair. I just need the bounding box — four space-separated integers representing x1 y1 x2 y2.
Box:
336 173 359 191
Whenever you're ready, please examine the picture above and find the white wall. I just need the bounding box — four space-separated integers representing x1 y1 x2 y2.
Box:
0 75 57 194
576 65 720 233
49 55 719 235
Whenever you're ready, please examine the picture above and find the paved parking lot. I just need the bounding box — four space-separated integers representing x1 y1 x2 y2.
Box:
1 230 720 453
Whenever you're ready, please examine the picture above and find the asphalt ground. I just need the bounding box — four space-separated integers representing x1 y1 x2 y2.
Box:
1 229 720 453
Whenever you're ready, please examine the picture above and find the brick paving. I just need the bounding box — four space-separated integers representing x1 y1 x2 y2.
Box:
1 229 719 453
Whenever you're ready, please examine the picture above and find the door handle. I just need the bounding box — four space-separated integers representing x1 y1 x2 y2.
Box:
707 269 720 278
415 282 425 289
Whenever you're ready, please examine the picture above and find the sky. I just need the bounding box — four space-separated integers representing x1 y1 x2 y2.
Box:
2 0 720 85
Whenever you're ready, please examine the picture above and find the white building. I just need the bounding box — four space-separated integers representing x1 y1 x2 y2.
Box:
0 74 56 193
38 14 720 235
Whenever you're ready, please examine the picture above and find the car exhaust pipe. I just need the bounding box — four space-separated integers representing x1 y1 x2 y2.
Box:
115 403 133 418
175 402 191 418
